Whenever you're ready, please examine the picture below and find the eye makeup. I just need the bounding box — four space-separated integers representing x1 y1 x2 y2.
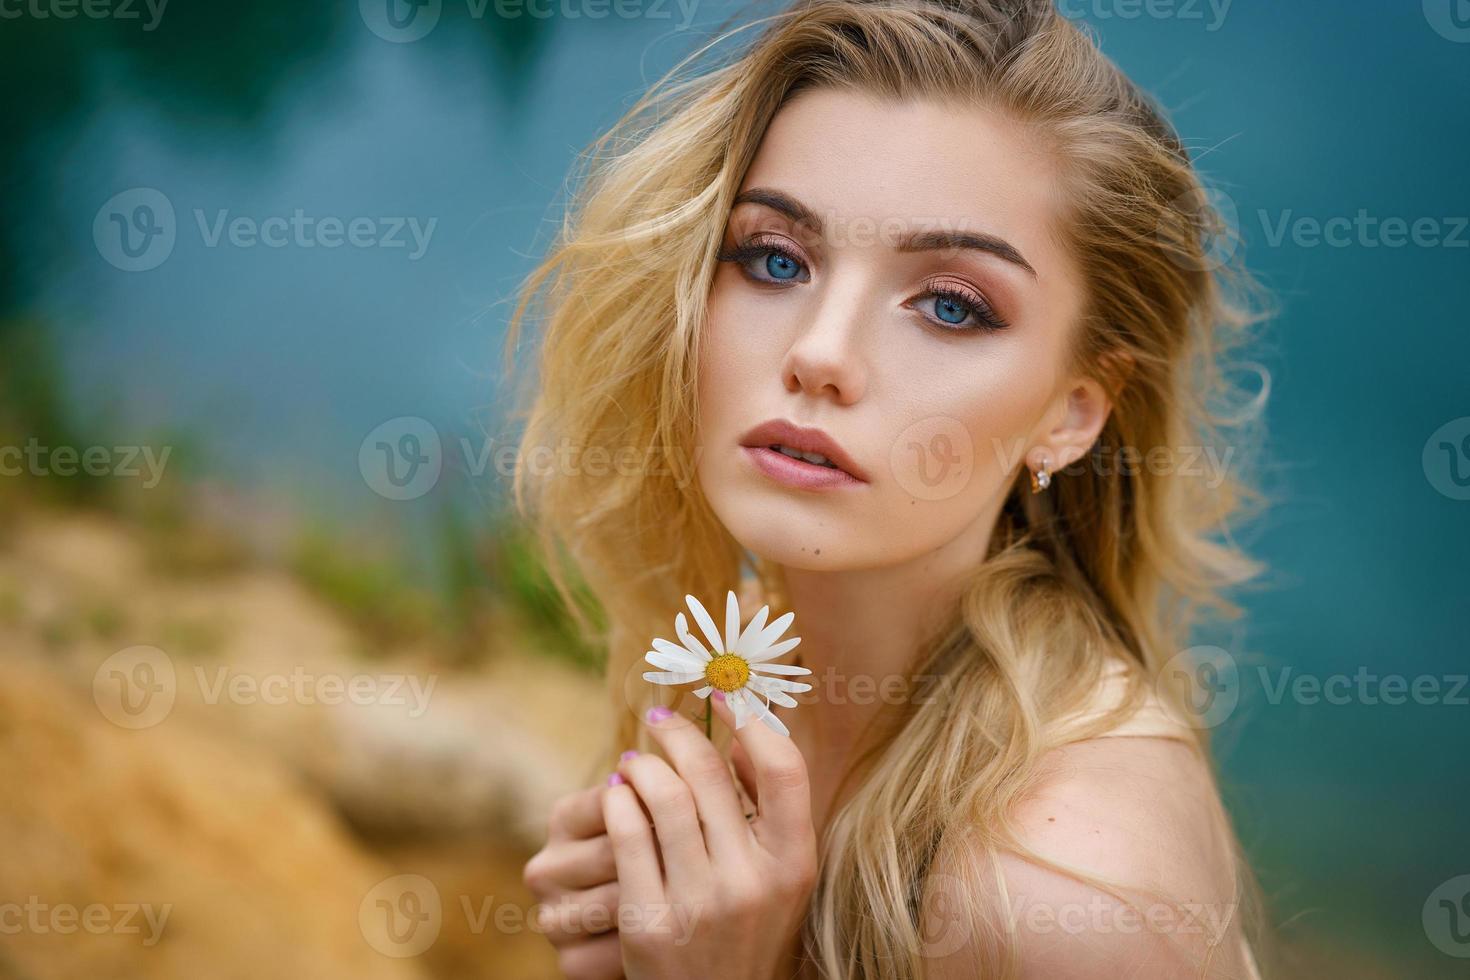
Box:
715 233 1011 333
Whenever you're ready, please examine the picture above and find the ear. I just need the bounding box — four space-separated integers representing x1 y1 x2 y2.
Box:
1029 373 1113 475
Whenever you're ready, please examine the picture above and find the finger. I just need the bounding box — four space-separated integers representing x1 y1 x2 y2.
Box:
639 705 752 854
549 784 610 842
711 694 761 813
615 737 711 891
601 782 666 908
523 834 617 895
710 690 814 851
552 931 624 980
536 880 621 945
729 735 759 813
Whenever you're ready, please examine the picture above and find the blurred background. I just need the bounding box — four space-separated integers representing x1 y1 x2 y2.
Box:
0 1 1466 977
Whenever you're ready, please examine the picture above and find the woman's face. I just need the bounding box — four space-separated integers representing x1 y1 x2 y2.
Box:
696 87 1111 571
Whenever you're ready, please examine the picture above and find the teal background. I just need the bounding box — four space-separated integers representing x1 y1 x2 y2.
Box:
2 2 1467 976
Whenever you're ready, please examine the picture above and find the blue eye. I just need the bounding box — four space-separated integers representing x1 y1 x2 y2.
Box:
766 252 801 280
715 236 810 285
933 295 968 324
915 286 1010 333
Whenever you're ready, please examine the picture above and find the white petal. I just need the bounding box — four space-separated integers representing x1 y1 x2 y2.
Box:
755 610 796 650
642 670 705 685
674 614 712 661
686 594 726 654
692 685 713 699
653 637 708 665
747 674 812 695
747 694 790 737
746 675 793 705
747 636 801 664
724 589 741 655
645 649 705 672
750 662 811 676
730 689 751 729
735 604 770 657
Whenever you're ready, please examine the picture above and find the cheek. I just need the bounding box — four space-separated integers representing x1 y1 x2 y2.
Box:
699 278 782 432
874 352 1051 515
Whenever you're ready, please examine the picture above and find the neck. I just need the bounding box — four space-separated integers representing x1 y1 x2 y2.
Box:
774 497 1002 757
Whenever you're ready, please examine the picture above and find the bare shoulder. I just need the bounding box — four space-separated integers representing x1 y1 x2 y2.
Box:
920 736 1252 980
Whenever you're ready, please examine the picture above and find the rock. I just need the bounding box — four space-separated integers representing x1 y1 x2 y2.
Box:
0 656 427 980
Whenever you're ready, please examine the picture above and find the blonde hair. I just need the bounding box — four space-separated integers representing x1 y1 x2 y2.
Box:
503 0 1275 976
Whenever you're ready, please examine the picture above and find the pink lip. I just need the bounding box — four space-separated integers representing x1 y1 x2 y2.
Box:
738 418 869 489
742 446 864 490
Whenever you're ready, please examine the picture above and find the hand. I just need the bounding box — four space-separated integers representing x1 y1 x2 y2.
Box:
602 692 818 980
523 782 626 979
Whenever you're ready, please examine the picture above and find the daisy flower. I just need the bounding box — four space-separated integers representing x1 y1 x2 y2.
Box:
642 589 812 736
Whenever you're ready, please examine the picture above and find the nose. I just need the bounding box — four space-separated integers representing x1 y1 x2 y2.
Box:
780 273 870 404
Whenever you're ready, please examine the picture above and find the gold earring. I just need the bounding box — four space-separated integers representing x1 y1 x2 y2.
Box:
1029 458 1051 494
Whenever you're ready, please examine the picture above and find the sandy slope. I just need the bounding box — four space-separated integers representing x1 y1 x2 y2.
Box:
0 508 608 978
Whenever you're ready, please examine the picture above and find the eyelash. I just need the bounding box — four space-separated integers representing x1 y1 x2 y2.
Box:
714 235 1011 333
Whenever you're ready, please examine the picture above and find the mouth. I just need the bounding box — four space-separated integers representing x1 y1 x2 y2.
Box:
738 418 869 487
766 444 844 469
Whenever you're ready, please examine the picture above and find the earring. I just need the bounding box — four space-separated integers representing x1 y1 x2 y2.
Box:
1029 457 1051 494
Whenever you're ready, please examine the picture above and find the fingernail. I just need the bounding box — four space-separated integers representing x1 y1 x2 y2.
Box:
607 772 624 786
645 705 674 724
619 749 638 761
711 690 726 702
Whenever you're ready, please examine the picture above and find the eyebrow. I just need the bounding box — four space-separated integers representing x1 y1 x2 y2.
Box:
731 186 1038 279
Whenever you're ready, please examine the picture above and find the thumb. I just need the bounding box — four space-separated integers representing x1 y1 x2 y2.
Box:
712 692 760 812
729 733 759 812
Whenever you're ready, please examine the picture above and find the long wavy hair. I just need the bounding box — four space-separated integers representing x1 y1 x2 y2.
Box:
503 0 1275 976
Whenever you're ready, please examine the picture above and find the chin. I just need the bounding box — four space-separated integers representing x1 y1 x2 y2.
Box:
737 524 845 570
698 470 866 571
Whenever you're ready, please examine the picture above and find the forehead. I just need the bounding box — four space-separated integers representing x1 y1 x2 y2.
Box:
738 87 1068 268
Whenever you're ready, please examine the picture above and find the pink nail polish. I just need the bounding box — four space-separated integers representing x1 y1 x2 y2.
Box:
607 772 624 786
645 705 674 724
619 749 638 761
711 690 726 702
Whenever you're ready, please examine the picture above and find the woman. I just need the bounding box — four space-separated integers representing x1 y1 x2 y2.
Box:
513 0 1272 976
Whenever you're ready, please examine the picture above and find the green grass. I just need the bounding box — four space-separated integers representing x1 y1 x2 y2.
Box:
477 511 605 673
1 320 606 672
288 529 443 655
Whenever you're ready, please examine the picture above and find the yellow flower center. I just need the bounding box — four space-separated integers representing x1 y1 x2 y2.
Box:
705 653 750 693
